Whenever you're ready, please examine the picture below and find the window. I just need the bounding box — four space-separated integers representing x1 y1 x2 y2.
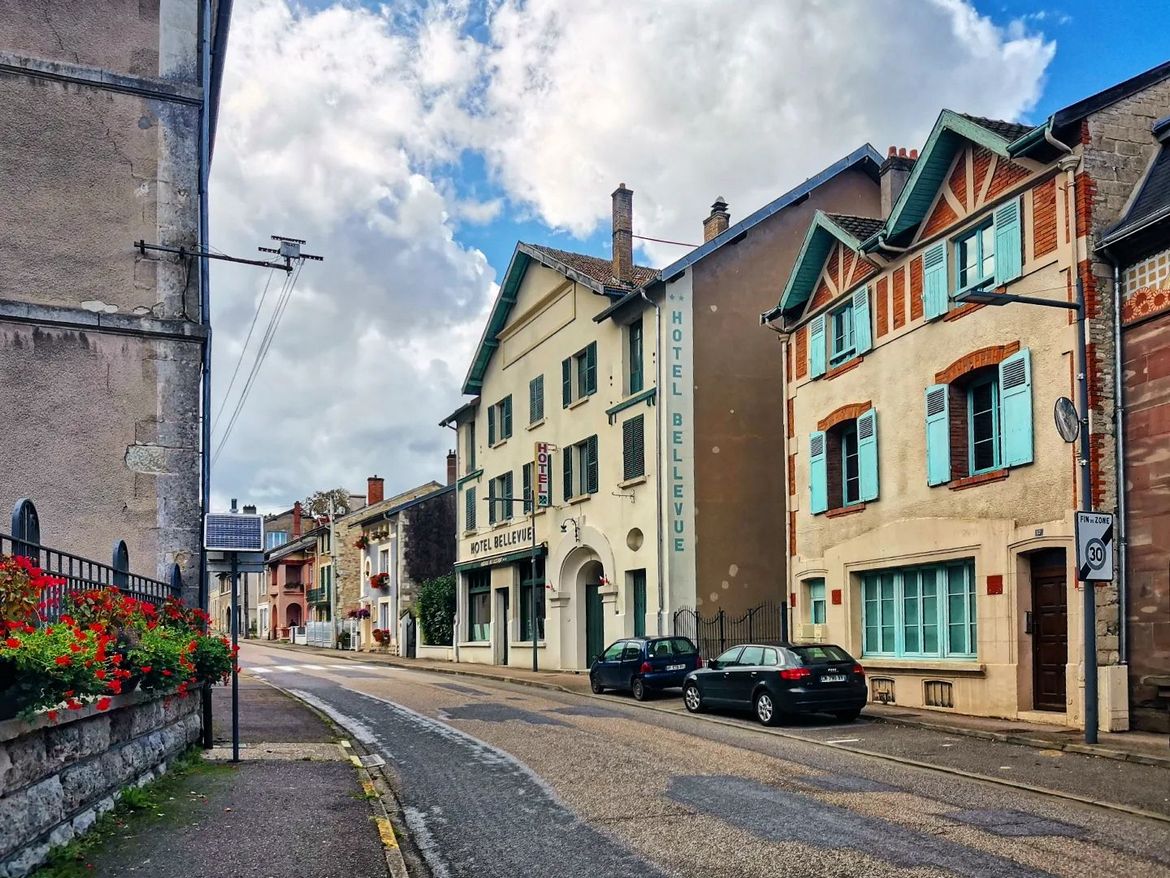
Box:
807 578 826 625
830 301 855 363
621 642 643 661
739 646 766 667
379 547 391 576
602 642 625 662
968 374 1000 474
841 423 860 506
519 558 545 641
522 462 534 514
810 409 878 514
761 648 780 667
464 486 476 531
563 435 599 500
786 644 853 664
630 569 647 637
622 415 645 481
529 375 544 424
265 531 288 549
627 319 644 394
465 420 476 472
488 396 512 445
321 530 331 553
467 571 491 641
489 472 513 524
956 222 996 292
861 560 976 659
562 342 598 406
714 646 744 666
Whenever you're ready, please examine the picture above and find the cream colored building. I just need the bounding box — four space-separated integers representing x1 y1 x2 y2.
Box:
764 78 1170 731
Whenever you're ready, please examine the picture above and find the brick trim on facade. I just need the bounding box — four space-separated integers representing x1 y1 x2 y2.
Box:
817 401 874 433
825 356 863 381
934 341 1021 385
948 469 1009 491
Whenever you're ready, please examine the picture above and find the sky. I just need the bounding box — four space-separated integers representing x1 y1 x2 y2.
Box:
207 0 1170 513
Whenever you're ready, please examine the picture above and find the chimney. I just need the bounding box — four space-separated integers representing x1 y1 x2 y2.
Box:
243 504 257 515
446 449 457 485
293 501 303 538
880 146 917 220
611 183 633 283
703 196 730 242
367 475 384 506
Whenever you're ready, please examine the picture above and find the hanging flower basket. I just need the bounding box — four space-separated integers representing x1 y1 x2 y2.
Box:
354 535 370 550
369 572 389 589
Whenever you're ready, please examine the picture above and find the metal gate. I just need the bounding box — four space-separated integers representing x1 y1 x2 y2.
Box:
672 600 787 659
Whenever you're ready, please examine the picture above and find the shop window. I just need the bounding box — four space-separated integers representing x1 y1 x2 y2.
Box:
562 342 598 406
519 558 545 642
861 560 976 660
467 571 491 642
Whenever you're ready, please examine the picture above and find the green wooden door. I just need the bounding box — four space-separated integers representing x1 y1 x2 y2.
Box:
632 570 647 637
586 583 604 664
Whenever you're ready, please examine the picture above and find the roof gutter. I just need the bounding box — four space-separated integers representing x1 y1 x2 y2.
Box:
207 0 233 158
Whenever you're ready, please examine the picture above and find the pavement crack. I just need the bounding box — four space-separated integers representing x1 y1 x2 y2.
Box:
587 807 697 825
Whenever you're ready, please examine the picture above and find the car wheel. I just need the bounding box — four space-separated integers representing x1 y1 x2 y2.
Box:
834 708 861 722
590 674 604 695
631 677 648 701
754 691 780 726
683 683 703 713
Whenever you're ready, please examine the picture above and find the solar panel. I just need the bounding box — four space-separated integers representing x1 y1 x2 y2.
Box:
203 513 265 552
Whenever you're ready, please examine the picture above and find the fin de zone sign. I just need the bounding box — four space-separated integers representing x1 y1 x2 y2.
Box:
1075 511 1114 582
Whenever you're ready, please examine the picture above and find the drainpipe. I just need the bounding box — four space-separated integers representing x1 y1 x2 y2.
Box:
444 420 460 661
641 288 666 635
762 320 792 644
197 0 213 750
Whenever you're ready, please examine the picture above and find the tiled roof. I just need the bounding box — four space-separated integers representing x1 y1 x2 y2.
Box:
827 213 884 241
525 243 658 290
959 114 1032 143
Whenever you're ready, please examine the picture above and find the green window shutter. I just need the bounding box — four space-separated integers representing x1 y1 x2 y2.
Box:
858 408 879 502
585 342 598 395
925 384 951 486
993 197 1023 286
563 446 574 500
529 376 544 423
923 242 948 319
809 431 828 514
808 315 826 378
488 479 497 525
999 348 1033 467
503 471 514 519
502 395 513 438
522 463 532 514
622 415 645 481
468 421 476 470
853 286 872 355
632 570 646 637
465 487 476 530
562 358 572 407
586 435 599 493
488 405 496 446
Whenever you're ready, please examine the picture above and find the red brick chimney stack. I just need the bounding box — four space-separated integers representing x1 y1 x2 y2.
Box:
293 501 303 538
611 183 634 283
446 450 457 485
703 196 730 242
367 475 384 506
880 145 917 220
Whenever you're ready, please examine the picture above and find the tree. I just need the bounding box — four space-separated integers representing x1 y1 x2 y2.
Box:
403 490 456 584
416 574 456 646
302 488 355 518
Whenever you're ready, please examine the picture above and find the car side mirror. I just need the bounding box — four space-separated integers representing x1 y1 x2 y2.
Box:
707 660 720 670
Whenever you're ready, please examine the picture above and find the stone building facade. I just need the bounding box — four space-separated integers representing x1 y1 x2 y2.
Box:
0 1 230 600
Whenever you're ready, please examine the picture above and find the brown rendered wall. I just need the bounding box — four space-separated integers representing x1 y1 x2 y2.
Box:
690 166 881 614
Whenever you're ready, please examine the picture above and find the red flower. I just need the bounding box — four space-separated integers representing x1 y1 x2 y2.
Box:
4 638 19 649
96 697 112 711
107 681 122 695
47 710 59 722
55 656 72 666
95 669 107 680
66 699 83 711
69 642 82 653
162 669 172 677
60 614 76 627
140 665 152 673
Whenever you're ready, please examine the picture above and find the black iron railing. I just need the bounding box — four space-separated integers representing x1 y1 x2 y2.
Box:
3 498 181 622
672 599 788 659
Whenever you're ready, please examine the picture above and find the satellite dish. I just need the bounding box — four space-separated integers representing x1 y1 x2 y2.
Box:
1054 397 1080 443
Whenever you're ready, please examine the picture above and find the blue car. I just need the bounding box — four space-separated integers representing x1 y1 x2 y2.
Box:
589 637 702 701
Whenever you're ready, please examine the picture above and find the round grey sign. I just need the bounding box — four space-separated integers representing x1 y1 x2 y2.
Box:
1054 397 1079 443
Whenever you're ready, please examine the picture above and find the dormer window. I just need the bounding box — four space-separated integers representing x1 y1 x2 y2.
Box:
956 222 995 292
830 301 856 365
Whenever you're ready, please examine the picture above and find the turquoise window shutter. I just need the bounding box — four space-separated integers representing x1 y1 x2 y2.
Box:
853 286 872 355
809 431 828 514
858 408 879 501
999 348 1033 466
993 197 1023 286
585 342 598 395
923 242 948 319
562 358 572 407
925 385 951 485
809 315 826 378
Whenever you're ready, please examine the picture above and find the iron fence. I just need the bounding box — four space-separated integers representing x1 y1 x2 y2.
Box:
3 498 181 622
672 599 788 659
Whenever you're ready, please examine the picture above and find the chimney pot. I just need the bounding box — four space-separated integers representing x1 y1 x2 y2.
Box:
702 196 731 242
910 149 919 159
898 147 907 158
446 449 457 485
611 183 634 284
367 475 384 506
888 146 897 157
243 504 257 515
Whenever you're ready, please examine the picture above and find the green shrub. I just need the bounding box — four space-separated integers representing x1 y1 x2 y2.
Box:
416 573 455 646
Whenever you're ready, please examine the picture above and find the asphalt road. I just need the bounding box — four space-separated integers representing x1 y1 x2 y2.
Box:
239 642 1170 878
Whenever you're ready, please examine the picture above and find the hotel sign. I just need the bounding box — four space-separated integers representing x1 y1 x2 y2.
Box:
535 442 552 508
469 524 534 556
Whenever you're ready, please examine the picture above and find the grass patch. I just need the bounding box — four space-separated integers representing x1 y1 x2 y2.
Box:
31 749 232 878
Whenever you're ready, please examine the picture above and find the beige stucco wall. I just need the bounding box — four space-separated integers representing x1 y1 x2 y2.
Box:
454 262 661 670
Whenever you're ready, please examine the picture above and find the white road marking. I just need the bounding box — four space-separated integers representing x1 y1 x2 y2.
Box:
271 665 302 672
248 667 272 674
299 664 329 670
826 738 861 744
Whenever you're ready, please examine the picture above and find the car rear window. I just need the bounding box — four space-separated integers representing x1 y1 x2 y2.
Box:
649 638 696 657
787 645 853 664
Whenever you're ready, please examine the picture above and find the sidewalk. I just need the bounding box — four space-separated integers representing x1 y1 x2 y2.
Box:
263 640 1170 768
79 678 398 878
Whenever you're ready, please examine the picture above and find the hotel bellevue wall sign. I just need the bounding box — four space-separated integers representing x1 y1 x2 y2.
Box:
469 524 534 556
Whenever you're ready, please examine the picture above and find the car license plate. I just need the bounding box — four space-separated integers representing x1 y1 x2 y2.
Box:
821 674 846 683
666 664 685 671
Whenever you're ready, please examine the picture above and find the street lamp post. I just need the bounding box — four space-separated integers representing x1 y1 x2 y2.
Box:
486 491 542 672
955 277 1098 743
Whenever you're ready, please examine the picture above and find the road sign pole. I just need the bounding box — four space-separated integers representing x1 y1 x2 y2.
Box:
1076 275 1098 745
230 549 240 762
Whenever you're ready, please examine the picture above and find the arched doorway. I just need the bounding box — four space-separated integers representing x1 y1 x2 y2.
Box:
579 559 605 665
286 604 302 628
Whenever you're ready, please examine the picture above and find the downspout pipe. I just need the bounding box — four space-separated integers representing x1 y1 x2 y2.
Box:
197 0 213 750
642 287 666 635
762 320 791 643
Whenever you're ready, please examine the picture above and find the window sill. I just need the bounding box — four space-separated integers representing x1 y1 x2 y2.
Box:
948 469 1008 491
489 438 509 449
508 640 547 648
568 395 592 411
860 658 985 676
618 475 647 489
462 529 477 537
457 640 491 648
825 356 863 381
825 503 866 518
568 494 592 506
526 418 546 431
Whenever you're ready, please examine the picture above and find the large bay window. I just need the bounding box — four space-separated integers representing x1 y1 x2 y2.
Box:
861 560 976 660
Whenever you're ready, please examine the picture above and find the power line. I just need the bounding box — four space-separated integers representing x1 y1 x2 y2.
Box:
211 267 277 432
633 233 699 248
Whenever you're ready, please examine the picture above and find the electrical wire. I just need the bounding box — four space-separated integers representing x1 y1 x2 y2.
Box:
211 267 278 432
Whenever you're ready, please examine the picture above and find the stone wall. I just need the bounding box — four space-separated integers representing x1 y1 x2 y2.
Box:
0 692 202 878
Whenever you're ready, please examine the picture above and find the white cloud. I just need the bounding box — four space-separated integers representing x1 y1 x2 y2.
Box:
210 0 1054 509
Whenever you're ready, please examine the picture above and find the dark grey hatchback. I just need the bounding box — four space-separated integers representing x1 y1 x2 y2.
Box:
682 643 866 725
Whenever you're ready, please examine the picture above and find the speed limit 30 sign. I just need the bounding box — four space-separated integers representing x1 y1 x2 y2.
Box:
1075 511 1114 582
